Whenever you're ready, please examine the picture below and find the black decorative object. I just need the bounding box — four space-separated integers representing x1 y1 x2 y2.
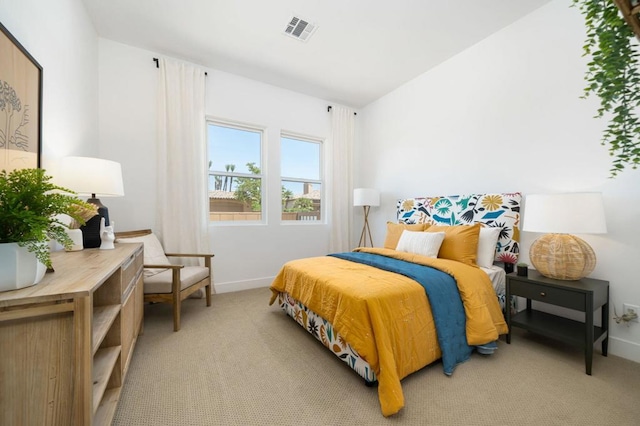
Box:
517 264 528 277
504 263 514 274
81 214 102 248
80 195 112 248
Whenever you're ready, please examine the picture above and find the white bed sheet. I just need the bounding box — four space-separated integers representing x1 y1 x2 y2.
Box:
480 264 506 295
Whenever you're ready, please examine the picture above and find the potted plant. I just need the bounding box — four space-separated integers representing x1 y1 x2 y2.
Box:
517 262 529 277
0 168 94 291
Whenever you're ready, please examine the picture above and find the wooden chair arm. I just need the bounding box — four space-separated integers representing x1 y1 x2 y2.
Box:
163 253 214 273
144 264 184 270
165 253 215 259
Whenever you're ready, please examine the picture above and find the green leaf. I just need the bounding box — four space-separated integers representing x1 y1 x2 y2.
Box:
575 0 640 177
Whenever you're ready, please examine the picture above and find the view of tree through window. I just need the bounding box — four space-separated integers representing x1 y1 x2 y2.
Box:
207 122 263 222
281 135 322 222
207 121 323 223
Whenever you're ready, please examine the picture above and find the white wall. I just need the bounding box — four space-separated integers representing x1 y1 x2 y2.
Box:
98 39 334 293
0 0 99 164
358 0 640 362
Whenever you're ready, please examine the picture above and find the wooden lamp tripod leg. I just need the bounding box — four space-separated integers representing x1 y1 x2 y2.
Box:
358 205 372 247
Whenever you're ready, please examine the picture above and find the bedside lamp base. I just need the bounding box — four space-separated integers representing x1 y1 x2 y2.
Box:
529 233 596 281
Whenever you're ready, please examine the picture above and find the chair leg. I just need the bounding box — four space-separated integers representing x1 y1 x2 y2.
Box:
206 282 212 307
173 297 181 332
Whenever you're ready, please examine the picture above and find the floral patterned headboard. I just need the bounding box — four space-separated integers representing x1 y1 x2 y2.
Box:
396 193 522 264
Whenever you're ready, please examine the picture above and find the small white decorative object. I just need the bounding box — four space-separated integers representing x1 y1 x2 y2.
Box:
99 218 115 250
65 228 84 251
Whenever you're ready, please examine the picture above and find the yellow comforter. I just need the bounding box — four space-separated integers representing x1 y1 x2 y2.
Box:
269 247 507 416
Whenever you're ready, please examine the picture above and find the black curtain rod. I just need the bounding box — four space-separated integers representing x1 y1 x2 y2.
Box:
153 57 207 76
327 105 357 115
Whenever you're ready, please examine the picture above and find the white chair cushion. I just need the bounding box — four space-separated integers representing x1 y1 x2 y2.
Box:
143 266 209 294
116 233 170 277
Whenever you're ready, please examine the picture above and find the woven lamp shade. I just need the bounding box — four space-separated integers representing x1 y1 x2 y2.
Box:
529 234 596 280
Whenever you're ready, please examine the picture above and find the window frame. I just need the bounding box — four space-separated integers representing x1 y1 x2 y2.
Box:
280 131 324 225
206 117 266 225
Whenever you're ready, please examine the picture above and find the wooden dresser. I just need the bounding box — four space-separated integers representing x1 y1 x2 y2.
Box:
0 243 144 425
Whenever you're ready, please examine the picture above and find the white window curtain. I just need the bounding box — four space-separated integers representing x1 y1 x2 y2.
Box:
157 58 210 262
328 105 355 253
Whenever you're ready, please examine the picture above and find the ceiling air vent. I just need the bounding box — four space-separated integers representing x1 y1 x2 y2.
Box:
284 15 318 42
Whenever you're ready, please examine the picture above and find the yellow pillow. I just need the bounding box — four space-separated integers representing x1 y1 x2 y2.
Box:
426 223 481 265
383 222 429 249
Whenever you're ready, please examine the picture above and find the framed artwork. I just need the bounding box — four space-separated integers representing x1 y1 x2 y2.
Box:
0 21 42 171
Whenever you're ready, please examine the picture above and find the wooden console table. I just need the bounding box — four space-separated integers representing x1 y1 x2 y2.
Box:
0 243 144 425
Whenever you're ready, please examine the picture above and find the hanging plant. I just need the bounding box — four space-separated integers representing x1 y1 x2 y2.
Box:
572 0 640 176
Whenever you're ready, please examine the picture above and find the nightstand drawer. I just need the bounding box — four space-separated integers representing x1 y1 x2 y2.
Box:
509 280 586 311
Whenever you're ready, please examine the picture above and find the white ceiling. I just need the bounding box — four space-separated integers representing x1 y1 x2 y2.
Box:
82 0 552 108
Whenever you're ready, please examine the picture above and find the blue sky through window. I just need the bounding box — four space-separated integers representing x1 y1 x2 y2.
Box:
281 137 320 181
208 124 261 174
208 124 321 196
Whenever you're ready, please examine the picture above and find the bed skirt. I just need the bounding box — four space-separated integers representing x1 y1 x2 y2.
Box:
277 291 378 384
276 288 515 387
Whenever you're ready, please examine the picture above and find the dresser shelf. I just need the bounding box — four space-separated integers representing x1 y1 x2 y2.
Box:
94 387 121 425
92 305 121 354
92 345 121 414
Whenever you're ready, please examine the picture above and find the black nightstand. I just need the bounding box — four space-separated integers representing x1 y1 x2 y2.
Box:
506 270 609 375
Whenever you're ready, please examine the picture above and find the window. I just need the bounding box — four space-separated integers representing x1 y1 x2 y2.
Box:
281 134 323 222
207 121 263 222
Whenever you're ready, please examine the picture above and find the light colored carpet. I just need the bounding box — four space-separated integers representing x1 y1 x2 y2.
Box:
114 287 640 425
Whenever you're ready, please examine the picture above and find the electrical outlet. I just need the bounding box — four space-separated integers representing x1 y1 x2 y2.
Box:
623 304 639 323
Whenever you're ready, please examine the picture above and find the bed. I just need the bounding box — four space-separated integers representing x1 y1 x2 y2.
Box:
269 193 521 416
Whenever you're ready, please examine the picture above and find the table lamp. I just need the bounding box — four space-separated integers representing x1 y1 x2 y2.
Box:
354 188 380 247
522 192 606 280
56 156 125 248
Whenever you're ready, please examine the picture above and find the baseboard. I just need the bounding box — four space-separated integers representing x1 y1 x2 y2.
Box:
214 277 273 294
609 336 640 363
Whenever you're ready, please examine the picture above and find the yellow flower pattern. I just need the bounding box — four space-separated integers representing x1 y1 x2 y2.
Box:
481 195 503 211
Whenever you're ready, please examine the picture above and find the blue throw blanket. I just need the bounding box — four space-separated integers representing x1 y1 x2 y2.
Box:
329 252 496 375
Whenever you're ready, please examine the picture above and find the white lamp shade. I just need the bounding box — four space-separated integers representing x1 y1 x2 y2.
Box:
55 156 125 197
523 192 606 234
353 188 380 207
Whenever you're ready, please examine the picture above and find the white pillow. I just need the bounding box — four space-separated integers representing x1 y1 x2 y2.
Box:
476 226 501 268
116 233 170 277
396 231 445 258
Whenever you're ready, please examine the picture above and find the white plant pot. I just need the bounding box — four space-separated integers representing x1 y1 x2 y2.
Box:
65 228 84 251
0 242 47 292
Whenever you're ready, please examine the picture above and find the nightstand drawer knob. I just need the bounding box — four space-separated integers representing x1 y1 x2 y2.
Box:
540 292 546 297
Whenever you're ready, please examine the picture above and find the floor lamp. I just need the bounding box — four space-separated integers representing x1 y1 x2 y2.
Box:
354 188 380 247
